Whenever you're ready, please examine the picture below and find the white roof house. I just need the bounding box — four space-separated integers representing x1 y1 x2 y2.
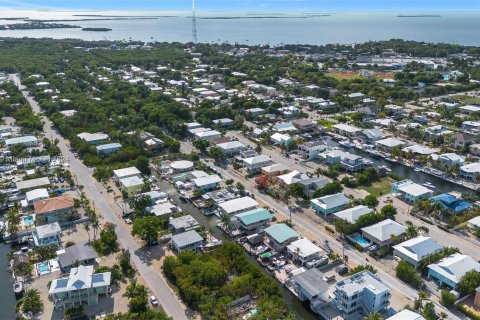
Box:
77 132 109 144
468 216 480 229
428 253 480 288
333 205 372 224
192 175 222 189
120 176 144 188
332 123 362 134
460 162 480 174
310 193 350 214
375 137 405 149
398 183 433 198
16 177 51 190
387 310 425 320
270 132 292 146
5 135 37 147
393 236 442 267
147 202 179 217
402 145 438 155
49 265 111 295
113 167 141 181
216 141 245 154
361 219 406 245
218 196 258 215
277 170 309 185
194 130 221 141
287 238 323 262
25 188 50 204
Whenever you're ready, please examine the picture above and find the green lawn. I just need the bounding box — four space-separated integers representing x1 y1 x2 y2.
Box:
451 95 480 105
358 177 394 198
325 73 362 81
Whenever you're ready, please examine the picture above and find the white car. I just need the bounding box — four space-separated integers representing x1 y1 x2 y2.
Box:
150 295 158 307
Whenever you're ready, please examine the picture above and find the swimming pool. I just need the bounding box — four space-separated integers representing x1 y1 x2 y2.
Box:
37 262 50 274
22 215 34 226
351 234 371 247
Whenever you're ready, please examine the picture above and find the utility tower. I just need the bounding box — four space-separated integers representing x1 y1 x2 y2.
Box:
192 0 198 44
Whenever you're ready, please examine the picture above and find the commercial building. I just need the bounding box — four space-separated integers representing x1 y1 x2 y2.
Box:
393 236 442 268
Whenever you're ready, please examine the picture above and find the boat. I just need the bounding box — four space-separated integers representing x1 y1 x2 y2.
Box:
414 166 422 172
339 140 353 148
423 182 436 190
13 280 24 299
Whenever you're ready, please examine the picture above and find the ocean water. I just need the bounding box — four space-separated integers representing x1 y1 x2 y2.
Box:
0 10 479 45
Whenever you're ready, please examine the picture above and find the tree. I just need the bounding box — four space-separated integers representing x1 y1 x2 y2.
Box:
208 146 225 162
255 175 269 189
396 261 423 289
22 288 44 315
93 222 119 255
192 139 210 152
124 278 148 313
458 270 480 295
289 183 304 198
135 155 151 175
83 222 91 243
132 194 152 218
236 182 245 191
312 181 343 198
117 249 134 277
334 219 355 237
422 301 437 320
348 264 377 275
131 216 161 246
380 204 397 219
220 212 230 230
363 195 379 209
5 205 21 235
440 290 456 308
365 313 384 320
405 220 429 239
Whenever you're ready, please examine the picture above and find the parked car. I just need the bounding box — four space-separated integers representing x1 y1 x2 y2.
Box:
336 265 349 276
368 244 380 252
150 295 158 307
124 218 132 225
323 274 336 282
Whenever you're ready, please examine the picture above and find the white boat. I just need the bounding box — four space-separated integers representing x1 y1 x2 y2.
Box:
13 280 23 298
423 182 436 189
339 140 353 148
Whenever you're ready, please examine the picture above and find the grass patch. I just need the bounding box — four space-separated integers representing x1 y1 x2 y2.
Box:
358 177 394 198
325 72 362 81
318 119 334 129
451 95 480 105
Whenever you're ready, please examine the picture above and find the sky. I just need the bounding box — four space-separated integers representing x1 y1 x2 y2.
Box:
0 0 479 11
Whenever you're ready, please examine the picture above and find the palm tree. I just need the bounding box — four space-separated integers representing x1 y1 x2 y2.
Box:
91 215 100 241
314 167 322 177
365 313 383 320
220 213 230 230
83 222 91 243
414 291 429 311
405 220 419 239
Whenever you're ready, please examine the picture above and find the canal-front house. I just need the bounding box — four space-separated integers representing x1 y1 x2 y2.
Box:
291 268 329 307
235 208 273 233
287 238 323 265
192 174 222 192
49 265 111 310
391 179 433 203
311 193 350 217
361 219 406 248
427 253 480 289
32 222 61 247
119 176 145 198
33 195 75 224
171 230 203 253
459 162 480 182
393 236 442 268
264 224 299 252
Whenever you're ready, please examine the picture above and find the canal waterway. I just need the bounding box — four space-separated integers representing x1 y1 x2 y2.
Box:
156 179 318 320
0 242 16 320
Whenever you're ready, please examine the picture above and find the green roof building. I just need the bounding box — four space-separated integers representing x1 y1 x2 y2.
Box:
235 208 272 231
264 223 299 252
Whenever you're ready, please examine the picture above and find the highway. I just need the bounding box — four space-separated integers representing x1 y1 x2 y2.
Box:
11 74 189 320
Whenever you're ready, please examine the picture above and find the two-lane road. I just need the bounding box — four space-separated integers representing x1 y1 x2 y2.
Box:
11 74 189 320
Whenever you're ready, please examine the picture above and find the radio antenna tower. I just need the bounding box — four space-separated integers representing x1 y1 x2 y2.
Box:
192 0 198 44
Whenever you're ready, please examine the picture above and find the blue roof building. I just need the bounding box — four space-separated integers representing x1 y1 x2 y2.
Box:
430 193 473 214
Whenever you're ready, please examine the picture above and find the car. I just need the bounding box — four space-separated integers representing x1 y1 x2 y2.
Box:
336 265 349 276
73 153 78 158
368 245 380 252
150 295 158 307
124 218 132 225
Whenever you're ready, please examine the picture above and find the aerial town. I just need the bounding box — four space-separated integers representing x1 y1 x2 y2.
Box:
2 38 480 320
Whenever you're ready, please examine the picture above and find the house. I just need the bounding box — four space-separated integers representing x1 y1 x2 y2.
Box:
144 137 164 151
194 130 222 141
361 219 406 247
402 145 438 156
146 202 179 217
468 216 480 229
430 193 473 214
264 224 299 252
25 188 49 205
297 177 330 198
119 176 144 197
58 243 98 272
171 230 203 253
298 141 327 160
320 149 372 172
169 215 200 233
425 125 452 137
361 128 385 143
113 167 141 182
311 193 350 217
277 170 309 185
438 153 465 168
387 310 425 320
242 155 273 172
31 194 71 222
357 106 378 119
292 119 316 132
333 205 372 224
270 133 292 146
137 190 166 204
261 163 290 176
291 268 329 304
216 141 245 155
245 107 265 117
32 222 61 247
333 271 391 319
391 179 433 203
218 196 258 215
16 156 51 169
428 253 480 289
475 286 480 308
273 122 298 133
332 124 362 139
347 92 365 100
96 143 122 155
192 174 222 192
449 133 475 149
5 135 38 148
287 238 323 265
462 121 480 132
393 236 442 268
49 265 111 310
459 162 480 182
470 144 480 157
235 208 273 232
77 132 109 145
278 106 300 118
170 160 194 174
385 104 405 119
16 177 51 191
459 105 480 114
213 118 234 127
375 137 405 152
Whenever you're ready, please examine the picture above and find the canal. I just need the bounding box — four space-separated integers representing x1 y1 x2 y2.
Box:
326 138 476 195
0 242 16 320
156 179 318 320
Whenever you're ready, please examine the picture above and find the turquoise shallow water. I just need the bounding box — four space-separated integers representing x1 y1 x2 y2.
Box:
0 10 480 45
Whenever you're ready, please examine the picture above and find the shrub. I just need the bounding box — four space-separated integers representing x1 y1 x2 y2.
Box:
440 290 456 308
325 226 335 234
396 261 423 289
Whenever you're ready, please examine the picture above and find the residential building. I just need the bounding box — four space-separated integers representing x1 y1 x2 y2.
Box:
278 106 300 118
319 149 372 172
361 128 385 143
216 141 245 156
333 205 372 224
261 163 290 176
235 208 273 232
119 176 144 197
32 222 61 247
292 119 316 132
460 162 480 182
169 215 200 233
361 219 406 247
25 188 49 205
332 124 362 139
270 132 292 146
77 132 109 145
438 153 465 168
287 238 323 265
470 144 480 157
194 130 222 141
273 122 298 133
277 170 309 185
264 224 299 252
430 193 473 214
96 143 122 155
462 121 480 132
58 243 98 272
449 133 476 150
387 310 425 320
297 177 330 198
393 236 442 268
428 253 480 289
5 135 38 148
245 107 265 117
333 271 391 319
375 137 405 152
192 174 222 192
213 118 234 127
34 195 75 224
402 145 438 156
218 196 258 215
171 230 203 253
16 177 51 191
113 167 141 182
391 179 433 203
242 155 273 172
298 141 327 160
49 265 111 310
311 193 350 217
291 268 329 304
169 160 194 174
459 105 480 114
